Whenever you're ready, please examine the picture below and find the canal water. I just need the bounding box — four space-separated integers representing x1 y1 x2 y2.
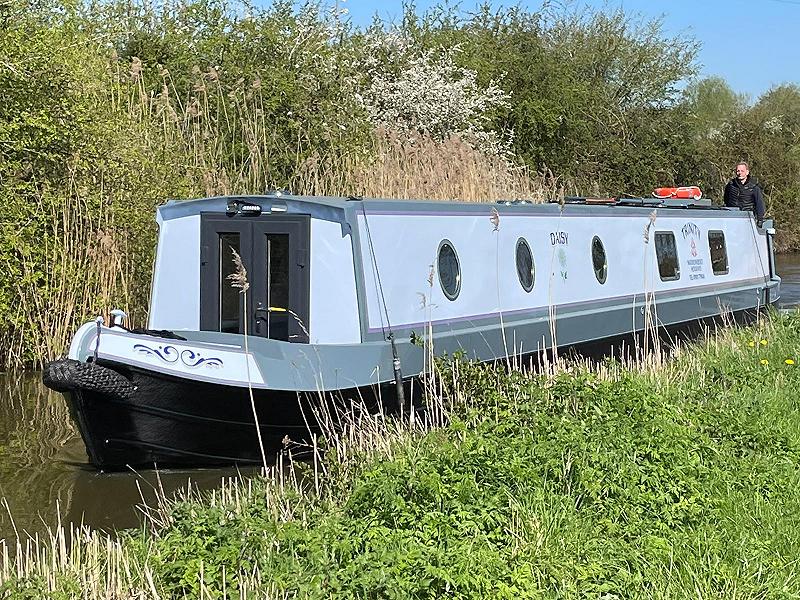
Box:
1 255 800 543
0 379 259 543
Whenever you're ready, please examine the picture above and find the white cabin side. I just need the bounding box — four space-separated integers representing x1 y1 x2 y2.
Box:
149 213 202 330
145 196 773 348
308 218 360 344
356 207 771 335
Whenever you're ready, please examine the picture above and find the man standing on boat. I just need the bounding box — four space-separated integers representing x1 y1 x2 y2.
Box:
724 161 765 225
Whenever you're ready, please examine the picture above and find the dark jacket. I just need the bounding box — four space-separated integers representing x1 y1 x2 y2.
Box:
724 175 765 219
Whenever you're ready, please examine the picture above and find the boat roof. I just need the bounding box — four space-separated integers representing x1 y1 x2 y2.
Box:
156 193 740 224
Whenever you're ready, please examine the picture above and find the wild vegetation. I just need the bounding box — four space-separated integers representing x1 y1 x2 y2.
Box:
1 0 799 368
0 311 799 597
3 4 799 596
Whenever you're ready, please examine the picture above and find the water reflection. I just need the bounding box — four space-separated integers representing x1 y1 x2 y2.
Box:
66 464 258 535
0 373 257 542
0 373 80 541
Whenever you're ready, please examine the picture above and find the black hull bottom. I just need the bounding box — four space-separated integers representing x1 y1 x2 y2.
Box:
59 309 763 470
66 364 410 470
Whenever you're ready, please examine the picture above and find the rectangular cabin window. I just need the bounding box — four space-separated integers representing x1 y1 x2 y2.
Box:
708 231 729 275
265 234 290 341
655 232 680 281
218 233 241 333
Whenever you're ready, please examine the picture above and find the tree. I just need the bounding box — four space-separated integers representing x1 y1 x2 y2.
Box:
392 3 700 194
685 76 747 139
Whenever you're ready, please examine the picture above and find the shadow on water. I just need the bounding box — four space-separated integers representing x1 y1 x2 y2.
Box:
0 373 258 542
0 255 799 542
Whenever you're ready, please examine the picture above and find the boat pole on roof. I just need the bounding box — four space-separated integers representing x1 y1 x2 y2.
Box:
361 206 407 415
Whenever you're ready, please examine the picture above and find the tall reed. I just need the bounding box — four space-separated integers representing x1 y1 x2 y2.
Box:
2 180 134 368
294 129 561 202
227 249 268 473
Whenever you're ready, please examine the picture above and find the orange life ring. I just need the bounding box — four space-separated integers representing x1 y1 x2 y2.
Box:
652 186 702 200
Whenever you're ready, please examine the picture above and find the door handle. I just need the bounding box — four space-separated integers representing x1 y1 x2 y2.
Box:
254 303 267 334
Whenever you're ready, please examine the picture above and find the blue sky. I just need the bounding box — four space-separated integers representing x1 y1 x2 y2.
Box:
332 0 799 101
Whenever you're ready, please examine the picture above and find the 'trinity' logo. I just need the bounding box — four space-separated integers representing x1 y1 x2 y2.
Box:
681 222 700 240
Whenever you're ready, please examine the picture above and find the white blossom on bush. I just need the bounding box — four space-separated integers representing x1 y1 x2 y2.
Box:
356 35 511 156
763 115 784 134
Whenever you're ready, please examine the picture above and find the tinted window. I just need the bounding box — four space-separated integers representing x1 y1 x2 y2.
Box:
591 236 607 284
219 233 241 333
655 232 680 281
708 231 729 275
265 234 290 341
437 241 461 300
516 238 535 292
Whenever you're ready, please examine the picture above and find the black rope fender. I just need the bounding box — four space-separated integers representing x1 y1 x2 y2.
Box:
43 358 136 401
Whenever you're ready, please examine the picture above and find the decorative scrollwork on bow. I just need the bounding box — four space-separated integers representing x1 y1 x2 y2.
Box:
133 344 223 368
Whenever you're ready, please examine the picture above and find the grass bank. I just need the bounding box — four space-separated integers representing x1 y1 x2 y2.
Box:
3 311 800 598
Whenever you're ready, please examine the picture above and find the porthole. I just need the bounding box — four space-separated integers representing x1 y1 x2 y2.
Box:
437 240 461 300
591 236 607 284
515 238 535 292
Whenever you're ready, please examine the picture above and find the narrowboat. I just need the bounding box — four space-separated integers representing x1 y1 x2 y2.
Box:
43 193 780 469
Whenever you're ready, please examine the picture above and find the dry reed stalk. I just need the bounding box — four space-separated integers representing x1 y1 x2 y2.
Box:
294 130 560 202
638 209 664 365
3 170 136 368
227 249 268 474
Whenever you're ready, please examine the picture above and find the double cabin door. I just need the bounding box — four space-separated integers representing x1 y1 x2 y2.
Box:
200 214 309 342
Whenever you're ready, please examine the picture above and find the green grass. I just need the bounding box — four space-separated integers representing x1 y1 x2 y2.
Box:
4 312 800 598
